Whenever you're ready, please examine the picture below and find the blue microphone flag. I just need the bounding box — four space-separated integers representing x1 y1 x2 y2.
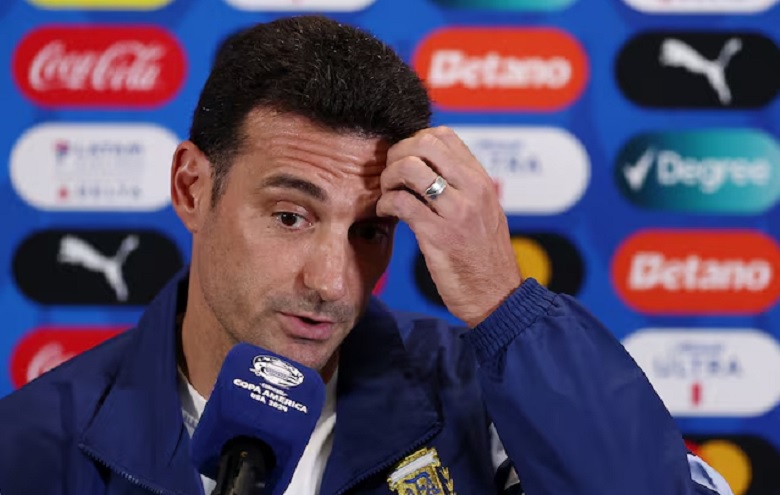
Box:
190 343 326 495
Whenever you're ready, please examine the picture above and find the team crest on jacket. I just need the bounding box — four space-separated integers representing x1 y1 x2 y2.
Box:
387 447 456 494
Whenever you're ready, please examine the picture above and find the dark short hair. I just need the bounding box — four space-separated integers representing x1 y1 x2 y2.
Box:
189 15 432 204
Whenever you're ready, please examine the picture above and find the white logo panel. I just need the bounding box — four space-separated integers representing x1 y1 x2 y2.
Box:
623 329 780 416
224 0 375 11
624 0 776 13
11 123 176 211
452 127 590 214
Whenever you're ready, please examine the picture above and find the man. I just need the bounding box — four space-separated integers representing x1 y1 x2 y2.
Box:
0 15 732 495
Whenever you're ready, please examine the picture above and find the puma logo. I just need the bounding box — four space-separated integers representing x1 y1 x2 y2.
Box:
57 235 139 301
659 38 742 104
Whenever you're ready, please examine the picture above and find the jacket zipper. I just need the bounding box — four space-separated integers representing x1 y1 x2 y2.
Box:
82 424 443 495
80 444 173 495
330 423 442 495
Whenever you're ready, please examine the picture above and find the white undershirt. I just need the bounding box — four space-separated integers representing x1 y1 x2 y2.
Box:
178 369 338 495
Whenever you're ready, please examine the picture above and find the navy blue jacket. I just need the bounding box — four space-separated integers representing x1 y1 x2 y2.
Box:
0 273 730 495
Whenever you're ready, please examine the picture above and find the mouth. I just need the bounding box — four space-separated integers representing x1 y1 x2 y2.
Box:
278 312 337 342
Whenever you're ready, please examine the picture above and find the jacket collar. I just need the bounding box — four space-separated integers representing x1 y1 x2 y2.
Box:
79 269 202 495
319 299 441 495
79 270 441 495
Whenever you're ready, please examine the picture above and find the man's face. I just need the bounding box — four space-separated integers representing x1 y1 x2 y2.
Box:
194 110 394 373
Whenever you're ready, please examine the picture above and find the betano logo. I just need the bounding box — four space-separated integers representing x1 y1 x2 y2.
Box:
612 230 780 314
10 326 125 388
623 329 780 416
616 130 780 214
415 232 583 307
431 0 575 11
452 127 589 214
685 435 780 495
413 28 588 111
224 0 376 10
27 0 172 9
13 25 186 108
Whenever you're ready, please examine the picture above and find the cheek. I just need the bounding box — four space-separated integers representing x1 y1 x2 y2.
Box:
199 210 262 288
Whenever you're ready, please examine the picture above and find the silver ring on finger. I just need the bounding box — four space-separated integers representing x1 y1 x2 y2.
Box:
424 175 448 201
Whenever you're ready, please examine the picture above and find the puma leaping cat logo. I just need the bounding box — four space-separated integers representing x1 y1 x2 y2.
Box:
659 38 742 104
57 235 139 301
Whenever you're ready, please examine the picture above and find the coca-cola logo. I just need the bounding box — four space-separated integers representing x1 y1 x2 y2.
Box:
10 326 126 388
13 25 186 108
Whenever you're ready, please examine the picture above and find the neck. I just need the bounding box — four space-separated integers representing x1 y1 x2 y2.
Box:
178 272 234 400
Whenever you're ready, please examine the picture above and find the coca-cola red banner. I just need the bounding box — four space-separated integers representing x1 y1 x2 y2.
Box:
12 25 187 108
9 326 126 389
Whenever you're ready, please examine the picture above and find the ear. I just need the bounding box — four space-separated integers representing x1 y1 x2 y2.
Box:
171 141 213 233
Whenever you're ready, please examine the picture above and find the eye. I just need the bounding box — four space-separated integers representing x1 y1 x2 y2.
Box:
351 223 391 245
273 212 309 230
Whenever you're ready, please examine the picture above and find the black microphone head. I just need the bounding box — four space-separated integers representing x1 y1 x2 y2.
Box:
190 343 326 493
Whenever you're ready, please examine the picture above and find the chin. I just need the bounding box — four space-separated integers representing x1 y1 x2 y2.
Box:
292 351 331 373
271 341 333 373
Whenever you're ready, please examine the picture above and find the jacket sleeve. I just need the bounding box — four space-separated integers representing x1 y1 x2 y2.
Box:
463 278 733 495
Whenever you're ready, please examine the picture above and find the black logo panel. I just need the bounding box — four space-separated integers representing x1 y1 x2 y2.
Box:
616 31 780 108
13 229 184 305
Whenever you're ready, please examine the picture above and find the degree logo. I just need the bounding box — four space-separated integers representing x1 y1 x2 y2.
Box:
615 130 780 214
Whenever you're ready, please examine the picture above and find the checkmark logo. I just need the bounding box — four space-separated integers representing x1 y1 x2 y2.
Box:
615 130 780 214
624 148 656 191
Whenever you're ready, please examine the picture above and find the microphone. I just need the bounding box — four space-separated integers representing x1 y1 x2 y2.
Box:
190 343 326 495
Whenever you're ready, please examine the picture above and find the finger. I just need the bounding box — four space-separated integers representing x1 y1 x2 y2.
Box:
429 126 493 183
387 129 472 187
428 126 476 159
381 156 460 201
381 156 462 216
376 189 439 228
380 156 439 194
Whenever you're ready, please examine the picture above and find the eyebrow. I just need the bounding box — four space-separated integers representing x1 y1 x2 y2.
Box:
260 173 327 202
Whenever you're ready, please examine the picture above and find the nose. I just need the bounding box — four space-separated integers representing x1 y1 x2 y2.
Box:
302 233 354 302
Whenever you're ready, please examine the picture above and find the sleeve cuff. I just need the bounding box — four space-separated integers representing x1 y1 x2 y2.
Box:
463 278 557 364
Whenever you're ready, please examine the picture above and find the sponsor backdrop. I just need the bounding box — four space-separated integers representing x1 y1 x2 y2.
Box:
1 0 780 492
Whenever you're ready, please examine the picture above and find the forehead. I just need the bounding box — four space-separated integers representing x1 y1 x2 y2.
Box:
238 108 389 179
